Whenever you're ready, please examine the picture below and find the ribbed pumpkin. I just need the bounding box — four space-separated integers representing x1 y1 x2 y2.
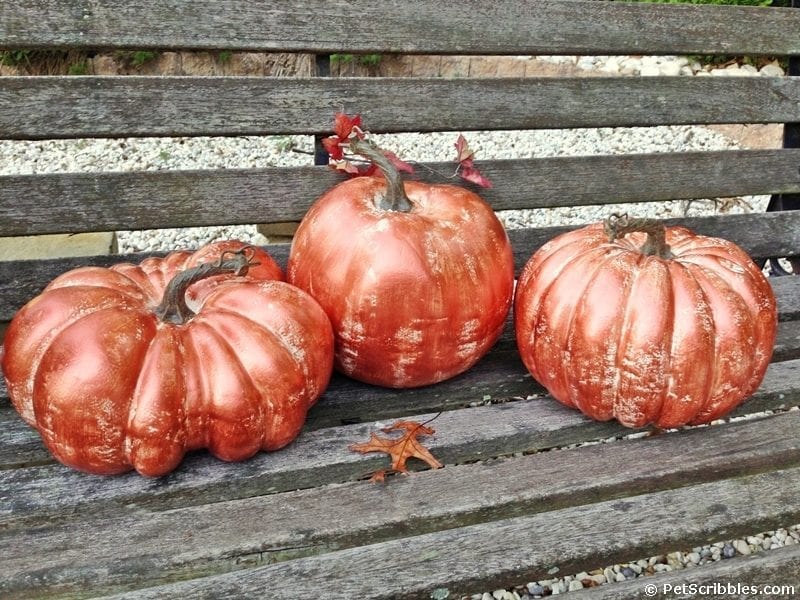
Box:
1 241 334 476
514 216 777 428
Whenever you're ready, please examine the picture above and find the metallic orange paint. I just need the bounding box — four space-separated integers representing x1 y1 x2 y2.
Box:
2 241 334 476
288 176 515 388
514 223 777 428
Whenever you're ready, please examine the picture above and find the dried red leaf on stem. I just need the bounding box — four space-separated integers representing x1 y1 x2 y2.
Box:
323 112 414 178
454 134 493 188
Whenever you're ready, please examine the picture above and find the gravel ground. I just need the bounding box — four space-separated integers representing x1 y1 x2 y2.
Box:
0 123 766 253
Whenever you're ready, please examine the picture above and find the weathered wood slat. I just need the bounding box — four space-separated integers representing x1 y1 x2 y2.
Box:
1 357 799 532
2 411 799 599
1 313 798 472
772 274 800 322
507 211 800 275
2 0 799 56
774 318 800 363
2 77 799 140
2 305 799 467
0 402 625 529
3 149 800 237
573 545 800 599
2 213 799 325
95 466 800 600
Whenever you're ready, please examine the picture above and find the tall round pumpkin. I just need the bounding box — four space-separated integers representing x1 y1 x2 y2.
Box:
1 241 334 476
514 215 777 429
288 139 514 388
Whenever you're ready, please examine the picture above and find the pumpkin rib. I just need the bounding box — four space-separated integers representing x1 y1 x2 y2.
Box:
610 255 673 427
124 325 188 477
516 240 584 388
573 248 640 421
681 261 759 423
194 303 318 450
110 263 170 306
196 307 276 429
564 247 629 415
19 297 151 424
667 258 718 422
181 319 265 461
34 305 155 474
44 269 151 305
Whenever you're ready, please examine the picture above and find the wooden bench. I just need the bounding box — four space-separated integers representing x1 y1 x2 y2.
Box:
2 1 800 598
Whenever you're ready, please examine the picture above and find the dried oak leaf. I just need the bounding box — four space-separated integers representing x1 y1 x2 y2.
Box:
349 420 444 483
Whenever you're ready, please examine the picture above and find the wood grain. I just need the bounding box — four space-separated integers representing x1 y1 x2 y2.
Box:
95 466 800 599
2 0 799 55
3 149 800 237
506 211 800 275
2 212 799 327
2 76 799 140
2 411 799 598
1 356 799 529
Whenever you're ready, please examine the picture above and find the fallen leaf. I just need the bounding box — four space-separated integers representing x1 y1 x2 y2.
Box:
349 419 444 482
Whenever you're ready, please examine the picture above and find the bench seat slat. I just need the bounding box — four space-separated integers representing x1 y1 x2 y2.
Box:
2 356 799 530
92 465 800 600
3 149 800 237
2 308 799 470
2 410 799 599
1 212 799 325
2 315 798 470
2 0 799 56
2 77 798 140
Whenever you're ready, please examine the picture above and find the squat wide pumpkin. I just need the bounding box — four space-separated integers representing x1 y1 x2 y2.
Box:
1 241 334 477
514 216 777 429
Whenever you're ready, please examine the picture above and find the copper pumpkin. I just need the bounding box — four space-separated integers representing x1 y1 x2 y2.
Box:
514 216 777 429
1 241 334 476
288 140 514 388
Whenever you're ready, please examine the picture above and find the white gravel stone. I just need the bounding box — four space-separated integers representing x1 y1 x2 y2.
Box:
568 580 584 591
733 539 752 555
1 118 766 256
760 63 785 77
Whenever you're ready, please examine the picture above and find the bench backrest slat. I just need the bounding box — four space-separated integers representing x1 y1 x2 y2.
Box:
2 77 799 140
2 0 799 56
3 149 800 237
2 210 799 326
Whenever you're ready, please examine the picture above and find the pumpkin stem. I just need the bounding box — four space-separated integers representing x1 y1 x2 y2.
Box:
604 213 674 260
155 247 258 325
348 137 413 213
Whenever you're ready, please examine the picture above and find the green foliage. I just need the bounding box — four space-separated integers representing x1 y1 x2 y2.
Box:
0 50 32 66
217 50 233 63
330 53 382 67
67 61 90 76
131 50 158 67
115 50 159 68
